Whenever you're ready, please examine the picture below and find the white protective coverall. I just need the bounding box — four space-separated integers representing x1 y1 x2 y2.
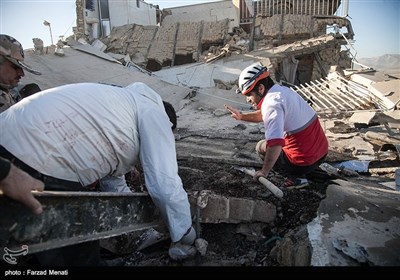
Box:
0 82 191 242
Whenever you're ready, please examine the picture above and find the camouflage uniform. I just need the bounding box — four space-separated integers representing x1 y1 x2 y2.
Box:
0 34 41 113
0 86 15 113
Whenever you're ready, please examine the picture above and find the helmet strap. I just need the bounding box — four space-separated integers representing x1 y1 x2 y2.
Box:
255 84 266 99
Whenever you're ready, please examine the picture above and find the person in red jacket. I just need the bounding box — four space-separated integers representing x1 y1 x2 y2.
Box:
225 62 328 187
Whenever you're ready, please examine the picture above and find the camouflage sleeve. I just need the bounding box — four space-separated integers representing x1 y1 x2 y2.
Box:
0 89 15 113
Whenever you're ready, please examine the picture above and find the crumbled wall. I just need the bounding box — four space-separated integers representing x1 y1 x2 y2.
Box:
125 25 157 60
106 24 136 54
312 45 351 80
104 19 230 70
75 0 85 40
253 13 352 82
312 46 341 79
314 16 354 38
147 23 178 68
258 14 323 38
105 23 157 64
201 19 230 51
175 22 202 59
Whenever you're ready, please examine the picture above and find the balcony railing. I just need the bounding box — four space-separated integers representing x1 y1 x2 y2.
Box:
240 0 349 24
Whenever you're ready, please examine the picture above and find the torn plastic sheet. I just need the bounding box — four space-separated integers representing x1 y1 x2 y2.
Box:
333 160 370 173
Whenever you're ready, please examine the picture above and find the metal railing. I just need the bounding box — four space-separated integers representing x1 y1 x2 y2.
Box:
240 0 349 24
291 73 381 114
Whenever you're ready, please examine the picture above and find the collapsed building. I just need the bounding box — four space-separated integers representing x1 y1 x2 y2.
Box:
75 0 353 81
70 0 398 112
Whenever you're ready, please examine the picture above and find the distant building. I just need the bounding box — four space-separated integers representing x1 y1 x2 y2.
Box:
75 0 157 41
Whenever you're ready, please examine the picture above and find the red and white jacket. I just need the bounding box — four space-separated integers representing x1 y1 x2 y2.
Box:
260 84 328 166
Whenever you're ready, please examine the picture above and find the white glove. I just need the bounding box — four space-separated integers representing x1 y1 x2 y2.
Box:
168 226 197 260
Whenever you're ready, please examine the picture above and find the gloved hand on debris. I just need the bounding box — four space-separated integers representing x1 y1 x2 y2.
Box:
168 226 197 260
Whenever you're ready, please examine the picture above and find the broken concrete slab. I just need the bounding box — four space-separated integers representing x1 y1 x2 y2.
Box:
22 47 191 110
153 61 244 88
308 179 400 266
0 191 161 255
364 131 400 145
350 73 400 111
382 111 400 130
349 111 377 126
71 44 121 63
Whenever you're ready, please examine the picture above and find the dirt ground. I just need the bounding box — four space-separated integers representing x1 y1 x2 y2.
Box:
102 158 335 266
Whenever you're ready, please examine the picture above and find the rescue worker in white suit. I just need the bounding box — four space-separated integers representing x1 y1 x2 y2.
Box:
0 82 196 264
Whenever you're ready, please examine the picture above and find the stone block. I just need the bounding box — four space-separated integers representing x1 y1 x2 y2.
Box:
200 194 229 222
229 197 254 221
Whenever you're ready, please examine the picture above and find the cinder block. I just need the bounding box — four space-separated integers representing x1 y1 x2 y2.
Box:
200 195 229 222
229 197 254 221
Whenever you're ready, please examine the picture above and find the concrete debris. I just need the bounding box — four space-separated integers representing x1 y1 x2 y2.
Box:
364 131 400 145
32 38 44 55
308 180 400 266
195 238 208 256
205 43 248 64
321 162 363 178
271 226 311 266
193 190 212 209
333 160 370 173
349 112 377 125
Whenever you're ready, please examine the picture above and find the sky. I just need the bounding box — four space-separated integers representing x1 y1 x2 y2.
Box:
0 0 399 59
